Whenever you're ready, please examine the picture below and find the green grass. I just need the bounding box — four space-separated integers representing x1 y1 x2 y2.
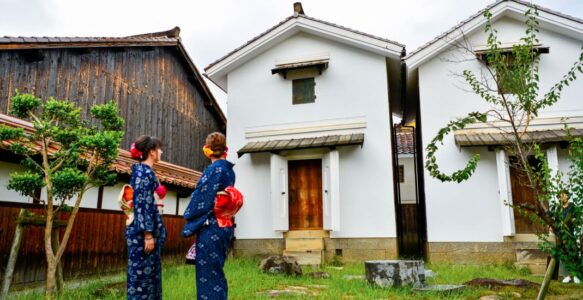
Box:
9 258 583 299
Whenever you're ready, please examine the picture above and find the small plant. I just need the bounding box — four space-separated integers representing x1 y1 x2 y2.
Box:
331 254 344 267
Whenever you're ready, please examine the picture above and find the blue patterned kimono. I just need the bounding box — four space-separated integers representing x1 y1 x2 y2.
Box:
183 159 236 300
126 163 167 300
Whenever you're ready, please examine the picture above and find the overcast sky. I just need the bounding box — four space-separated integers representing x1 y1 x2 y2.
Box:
1 0 582 112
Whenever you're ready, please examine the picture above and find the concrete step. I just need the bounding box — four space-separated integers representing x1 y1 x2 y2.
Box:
284 250 322 265
285 238 325 251
283 230 329 239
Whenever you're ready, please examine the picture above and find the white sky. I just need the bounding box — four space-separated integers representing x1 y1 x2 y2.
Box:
1 0 582 113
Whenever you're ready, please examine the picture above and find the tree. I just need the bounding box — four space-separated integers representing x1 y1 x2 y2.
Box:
0 92 124 299
424 7 583 299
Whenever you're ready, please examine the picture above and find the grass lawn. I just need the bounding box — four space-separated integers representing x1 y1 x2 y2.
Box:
9 258 583 299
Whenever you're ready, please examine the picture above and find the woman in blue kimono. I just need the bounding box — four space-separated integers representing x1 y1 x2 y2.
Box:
126 135 167 300
183 132 235 300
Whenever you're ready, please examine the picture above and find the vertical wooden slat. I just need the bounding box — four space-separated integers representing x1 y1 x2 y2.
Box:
0 44 223 216
0 204 195 286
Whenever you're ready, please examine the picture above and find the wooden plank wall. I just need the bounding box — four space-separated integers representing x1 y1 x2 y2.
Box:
0 203 195 285
400 203 421 256
0 46 223 171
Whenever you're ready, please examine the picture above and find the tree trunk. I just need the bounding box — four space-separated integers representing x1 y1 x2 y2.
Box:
0 209 25 300
536 256 557 300
44 261 56 300
50 228 64 294
44 208 56 300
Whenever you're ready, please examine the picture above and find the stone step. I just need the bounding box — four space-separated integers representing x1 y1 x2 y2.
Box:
285 238 325 251
283 230 329 239
283 250 322 265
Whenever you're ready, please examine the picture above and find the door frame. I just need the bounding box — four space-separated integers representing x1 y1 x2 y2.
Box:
274 148 339 232
287 158 324 230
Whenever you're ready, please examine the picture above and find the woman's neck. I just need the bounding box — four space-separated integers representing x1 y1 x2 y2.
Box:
143 158 155 167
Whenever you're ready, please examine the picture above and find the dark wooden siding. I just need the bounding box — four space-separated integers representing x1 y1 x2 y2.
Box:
0 203 195 285
0 46 223 171
400 203 422 257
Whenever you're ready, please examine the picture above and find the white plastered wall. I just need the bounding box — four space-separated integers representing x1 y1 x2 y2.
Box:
226 32 396 239
418 16 583 242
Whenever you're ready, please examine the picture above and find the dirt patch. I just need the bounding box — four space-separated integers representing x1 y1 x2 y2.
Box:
464 278 539 288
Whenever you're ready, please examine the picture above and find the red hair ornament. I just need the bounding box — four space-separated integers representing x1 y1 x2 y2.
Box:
130 143 143 160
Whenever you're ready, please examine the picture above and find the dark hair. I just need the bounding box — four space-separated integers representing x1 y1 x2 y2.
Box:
132 135 163 161
205 132 226 158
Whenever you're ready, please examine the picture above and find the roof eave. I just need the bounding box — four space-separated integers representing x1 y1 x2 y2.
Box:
205 16 404 92
176 41 227 125
404 0 583 71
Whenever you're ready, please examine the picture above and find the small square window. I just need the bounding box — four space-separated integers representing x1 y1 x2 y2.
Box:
292 78 316 105
398 165 405 183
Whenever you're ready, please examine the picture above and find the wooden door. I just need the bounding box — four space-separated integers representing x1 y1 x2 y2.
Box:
288 159 323 230
509 156 546 234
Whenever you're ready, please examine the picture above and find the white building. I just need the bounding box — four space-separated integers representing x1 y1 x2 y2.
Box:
206 3 405 264
404 0 583 272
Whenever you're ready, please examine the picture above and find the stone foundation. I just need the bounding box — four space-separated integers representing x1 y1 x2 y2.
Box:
426 238 548 275
232 237 398 263
232 239 285 258
324 238 399 263
233 237 548 274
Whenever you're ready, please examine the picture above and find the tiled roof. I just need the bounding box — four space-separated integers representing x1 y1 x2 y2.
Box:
405 0 583 60
454 116 583 146
205 13 404 71
0 27 226 125
395 126 415 155
0 113 201 188
237 133 365 157
0 27 181 49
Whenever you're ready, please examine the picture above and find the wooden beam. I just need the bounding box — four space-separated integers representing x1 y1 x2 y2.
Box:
175 193 180 216
17 216 67 227
96 186 104 209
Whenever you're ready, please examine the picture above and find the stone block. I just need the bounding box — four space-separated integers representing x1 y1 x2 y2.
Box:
284 230 329 239
343 249 388 262
285 238 324 251
283 250 322 265
365 260 425 288
232 239 284 258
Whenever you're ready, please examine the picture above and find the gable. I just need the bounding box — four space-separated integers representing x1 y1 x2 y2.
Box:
404 0 583 71
205 14 404 92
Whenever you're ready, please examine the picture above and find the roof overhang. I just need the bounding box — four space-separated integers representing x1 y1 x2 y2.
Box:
454 116 583 147
473 44 550 61
0 113 202 188
237 133 364 157
271 58 329 77
205 14 404 92
404 0 583 71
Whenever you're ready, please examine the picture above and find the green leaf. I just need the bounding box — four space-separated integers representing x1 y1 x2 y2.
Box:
7 171 44 198
9 92 41 118
52 167 88 201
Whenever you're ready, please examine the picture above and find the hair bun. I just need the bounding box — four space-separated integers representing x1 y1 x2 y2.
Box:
205 132 227 158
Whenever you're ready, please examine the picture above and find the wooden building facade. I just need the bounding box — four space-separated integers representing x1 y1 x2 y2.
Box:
0 27 225 171
0 28 224 285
